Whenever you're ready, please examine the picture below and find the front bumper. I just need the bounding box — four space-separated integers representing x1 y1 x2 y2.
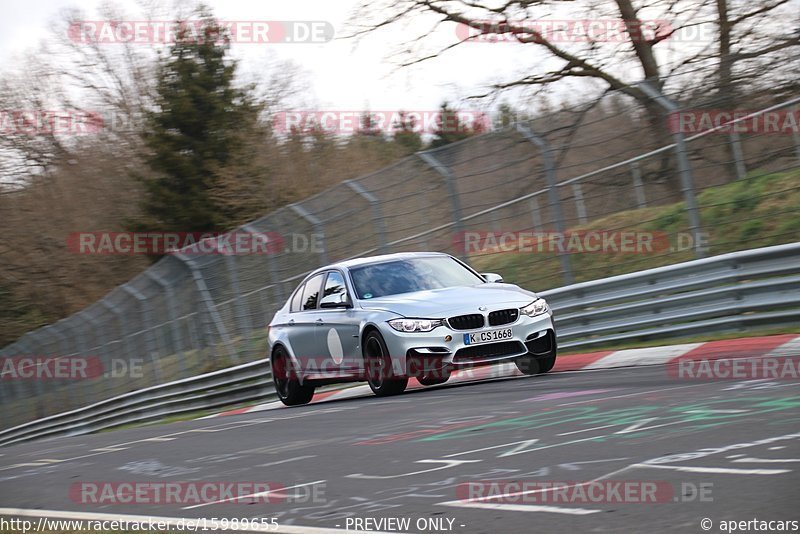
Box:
379 312 556 372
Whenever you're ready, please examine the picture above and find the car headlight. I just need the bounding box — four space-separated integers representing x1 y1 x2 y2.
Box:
388 318 443 332
520 298 549 317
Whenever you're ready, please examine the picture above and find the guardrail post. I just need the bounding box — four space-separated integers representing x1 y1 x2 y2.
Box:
638 82 705 259
173 252 237 364
516 123 574 284
289 204 330 266
144 270 188 376
630 162 647 208
345 179 390 254
728 131 747 181
418 151 469 264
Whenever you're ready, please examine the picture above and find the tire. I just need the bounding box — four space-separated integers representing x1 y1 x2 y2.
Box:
363 330 408 396
272 346 315 406
515 352 557 376
417 368 451 386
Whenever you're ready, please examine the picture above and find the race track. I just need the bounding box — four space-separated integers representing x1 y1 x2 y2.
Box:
1 356 799 533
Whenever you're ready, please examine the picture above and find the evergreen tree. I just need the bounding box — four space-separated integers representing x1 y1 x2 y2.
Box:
135 9 263 234
392 110 422 154
428 102 485 149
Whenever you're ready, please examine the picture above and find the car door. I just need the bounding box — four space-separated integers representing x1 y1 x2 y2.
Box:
286 273 325 376
317 270 361 373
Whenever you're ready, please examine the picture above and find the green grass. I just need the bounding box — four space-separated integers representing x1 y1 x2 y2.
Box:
471 169 800 291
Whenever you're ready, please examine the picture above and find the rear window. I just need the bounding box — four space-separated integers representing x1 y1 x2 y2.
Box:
301 273 325 310
290 283 305 312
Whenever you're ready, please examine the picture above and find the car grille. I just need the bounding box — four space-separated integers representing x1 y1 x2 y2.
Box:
488 308 519 326
447 314 485 330
454 341 525 362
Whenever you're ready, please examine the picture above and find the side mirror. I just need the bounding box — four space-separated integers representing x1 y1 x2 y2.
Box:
320 292 351 308
481 273 504 283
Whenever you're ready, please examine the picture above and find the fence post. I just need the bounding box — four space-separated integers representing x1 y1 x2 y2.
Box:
144 270 188 377
243 223 284 305
571 183 588 225
121 284 165 383
345 179 390 254
289 204 330 265
728 131 747 181
630 162 647 209
793 127 800 164
225 253 252 340
515 123 574 284
77 311 105 401
417 151 468 263
173 252 237 364
638 82 705 259
529 196 544 232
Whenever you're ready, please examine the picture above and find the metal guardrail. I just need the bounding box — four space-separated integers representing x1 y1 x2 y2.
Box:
1 242 798 448
543 242 800 349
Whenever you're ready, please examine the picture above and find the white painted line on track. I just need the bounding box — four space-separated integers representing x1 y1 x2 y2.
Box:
630 463 790 475
731 457 800 463
439 501 602 515
257 455 316 467
0 508 393 534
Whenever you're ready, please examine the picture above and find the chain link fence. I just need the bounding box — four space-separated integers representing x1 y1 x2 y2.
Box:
2 75 799 429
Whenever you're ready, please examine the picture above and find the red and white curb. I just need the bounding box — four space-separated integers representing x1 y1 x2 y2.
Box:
201 334 800 419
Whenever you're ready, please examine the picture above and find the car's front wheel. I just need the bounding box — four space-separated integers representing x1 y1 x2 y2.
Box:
515 352 557 376
272 346 315 406
364 330 408 396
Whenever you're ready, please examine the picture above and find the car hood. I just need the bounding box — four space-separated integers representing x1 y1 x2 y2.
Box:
358 283 538 317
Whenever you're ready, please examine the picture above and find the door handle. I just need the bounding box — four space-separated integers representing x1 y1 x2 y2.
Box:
288 319 295 326
315 319 324 325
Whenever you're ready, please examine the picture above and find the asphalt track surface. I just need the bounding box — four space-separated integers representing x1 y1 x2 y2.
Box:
1 363 799 533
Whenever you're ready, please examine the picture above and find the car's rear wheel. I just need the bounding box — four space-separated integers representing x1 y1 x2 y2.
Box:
364 330 408 396
515 352 557 376
272 346 315 406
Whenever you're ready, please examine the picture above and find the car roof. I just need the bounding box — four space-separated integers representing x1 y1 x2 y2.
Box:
324 251 451 271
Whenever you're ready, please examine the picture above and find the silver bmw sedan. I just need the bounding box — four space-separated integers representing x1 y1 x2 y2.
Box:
267 252 556 405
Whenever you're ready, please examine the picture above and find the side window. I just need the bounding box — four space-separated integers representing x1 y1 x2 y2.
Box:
301 274 325 311
290 283 305 312
323 271 347 302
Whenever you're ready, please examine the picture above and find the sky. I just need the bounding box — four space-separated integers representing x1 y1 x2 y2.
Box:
0 0 540 114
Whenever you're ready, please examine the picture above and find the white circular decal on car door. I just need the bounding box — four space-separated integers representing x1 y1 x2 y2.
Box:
327 328 344 365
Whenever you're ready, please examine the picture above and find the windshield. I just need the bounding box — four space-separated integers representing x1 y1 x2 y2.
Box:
349 256 485 299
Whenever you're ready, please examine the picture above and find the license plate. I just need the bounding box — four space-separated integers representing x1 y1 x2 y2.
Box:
464 328 513 345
